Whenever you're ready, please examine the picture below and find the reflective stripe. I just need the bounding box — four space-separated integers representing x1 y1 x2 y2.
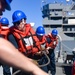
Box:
24 36 33 46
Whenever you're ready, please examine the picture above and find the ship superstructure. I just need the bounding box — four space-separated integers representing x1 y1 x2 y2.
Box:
41 0 75 57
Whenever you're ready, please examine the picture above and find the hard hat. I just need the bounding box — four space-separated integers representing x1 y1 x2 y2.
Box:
5 0 12 10
51 29 58 36
36 26 45 36
12 10 27 23
1 17 9 25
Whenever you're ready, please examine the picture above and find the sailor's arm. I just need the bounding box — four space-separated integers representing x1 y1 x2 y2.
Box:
0 38 48 75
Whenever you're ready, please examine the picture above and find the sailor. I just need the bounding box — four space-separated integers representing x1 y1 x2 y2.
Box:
8 10 40 55
36 26 46 51
0 0 12 34
0 0 12 66
1 17 10 39
0 0 12 15
0 17 11 75
35 26 49 72
46 29 58 75
8 10 41 75
0 0 48 75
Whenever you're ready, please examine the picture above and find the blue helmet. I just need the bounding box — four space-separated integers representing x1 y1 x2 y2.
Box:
12 10 27 23
51 29 58 36
1 17 9 25
36 26 45 36
5 0 12 10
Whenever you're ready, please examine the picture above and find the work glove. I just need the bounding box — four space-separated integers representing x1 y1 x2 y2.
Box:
53 41 56 45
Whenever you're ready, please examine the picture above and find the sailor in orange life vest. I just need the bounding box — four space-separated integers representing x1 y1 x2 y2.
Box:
36 26 47 51
46 29 58 75
8 10 41 75
0 0 12 32
0 17 11 75
9 10 40 56
35 26 49 72
0 0 48 75
1 17 10 39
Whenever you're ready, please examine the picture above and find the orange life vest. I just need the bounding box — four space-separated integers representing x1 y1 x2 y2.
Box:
10 24 40 56
47 33 58 49
1 26 9 39
38 35 47 51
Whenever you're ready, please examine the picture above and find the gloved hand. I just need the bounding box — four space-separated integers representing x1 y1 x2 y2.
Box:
45 47 52 54
46 47 51 50
53 41 56 45
45 49 49 54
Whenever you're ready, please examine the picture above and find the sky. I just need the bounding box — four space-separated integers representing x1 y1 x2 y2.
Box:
2 0 71 28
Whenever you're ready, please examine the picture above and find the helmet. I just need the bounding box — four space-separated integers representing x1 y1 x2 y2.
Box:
12 10 27 23
36 26 45 36
1 17 9 25
51 29 58 36
5 0 12 10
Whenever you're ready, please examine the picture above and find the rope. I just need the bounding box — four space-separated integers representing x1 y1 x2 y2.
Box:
12 51 50 75
12 70 21 75
38 51 50 67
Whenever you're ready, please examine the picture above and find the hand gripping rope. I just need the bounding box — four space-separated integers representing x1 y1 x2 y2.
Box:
12 50 50 75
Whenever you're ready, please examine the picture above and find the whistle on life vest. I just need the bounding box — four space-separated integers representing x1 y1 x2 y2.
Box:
53 41 56 45
40 44 46 51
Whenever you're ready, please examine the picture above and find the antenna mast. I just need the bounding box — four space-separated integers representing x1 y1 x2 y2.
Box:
66 0 70 4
